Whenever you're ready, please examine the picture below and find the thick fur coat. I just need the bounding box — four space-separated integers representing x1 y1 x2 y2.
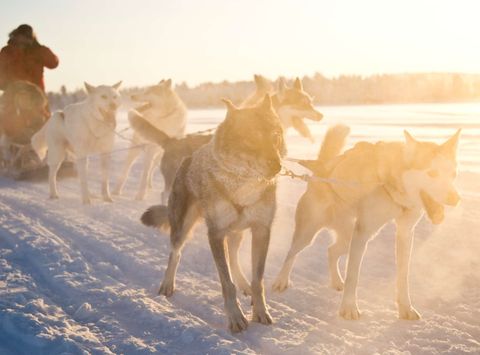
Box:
273 125 461 320
142 95 286 332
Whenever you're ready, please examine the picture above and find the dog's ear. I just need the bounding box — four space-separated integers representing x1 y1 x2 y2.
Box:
404 130 418 164
221 98 237 113
259 94 273 111
440 129 461 156
404 130 417 146
277 78 287 100
84 82 96 94
254 74 269 91
112 81 122 90
164 79 172 89
158 79 165 85
293 77 303 91
254 74 261 87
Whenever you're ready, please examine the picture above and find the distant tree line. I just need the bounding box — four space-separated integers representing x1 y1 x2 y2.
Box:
47 72 480 110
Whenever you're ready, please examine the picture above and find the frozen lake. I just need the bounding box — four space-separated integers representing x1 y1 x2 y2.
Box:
183 102 480 173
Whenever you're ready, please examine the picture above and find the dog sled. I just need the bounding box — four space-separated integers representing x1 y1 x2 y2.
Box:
0 81 75 180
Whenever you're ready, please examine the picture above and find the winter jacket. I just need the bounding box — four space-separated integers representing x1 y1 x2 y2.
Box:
0 41 58 91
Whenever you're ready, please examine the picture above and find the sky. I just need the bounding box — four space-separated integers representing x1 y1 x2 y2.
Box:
1 0 479 92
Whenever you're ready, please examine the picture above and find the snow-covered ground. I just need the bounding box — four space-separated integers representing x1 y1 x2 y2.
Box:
1 103 479 354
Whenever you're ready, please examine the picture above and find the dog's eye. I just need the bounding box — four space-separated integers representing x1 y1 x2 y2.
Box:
428 169 439 178
101 95 108 100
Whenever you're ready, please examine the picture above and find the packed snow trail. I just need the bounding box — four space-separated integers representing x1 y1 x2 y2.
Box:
1 104 479 354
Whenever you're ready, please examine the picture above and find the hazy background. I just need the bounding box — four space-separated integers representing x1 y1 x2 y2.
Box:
1 0 480 92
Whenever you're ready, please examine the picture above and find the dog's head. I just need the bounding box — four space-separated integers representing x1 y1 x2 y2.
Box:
85 81 122 124
130 79 178 111
276 78 323 122
275 78 323 142
402 130 461 224
214 94 286 179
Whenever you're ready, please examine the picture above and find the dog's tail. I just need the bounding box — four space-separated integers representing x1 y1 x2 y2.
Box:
31 121 48 160
297 125 350 173
129 111 172 148
141 205 170 231
317 124 350 162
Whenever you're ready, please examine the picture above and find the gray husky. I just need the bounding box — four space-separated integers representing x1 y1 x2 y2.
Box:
141 95 286 332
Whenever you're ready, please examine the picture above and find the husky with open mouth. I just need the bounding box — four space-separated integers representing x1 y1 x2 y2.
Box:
273 125 461 320
113 79 187 200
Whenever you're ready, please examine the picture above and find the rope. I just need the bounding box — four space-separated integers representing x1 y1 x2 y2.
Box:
279 165 363 187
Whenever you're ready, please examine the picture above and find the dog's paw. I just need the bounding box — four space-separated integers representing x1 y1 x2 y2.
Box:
103 195 114 203
330 279 344 292
252 308 273 325
49 194 59 200
398 305 421 320
339 302 361 320
272 277 290 293
158 281 175 297
235 280 252 297
226 306 248 333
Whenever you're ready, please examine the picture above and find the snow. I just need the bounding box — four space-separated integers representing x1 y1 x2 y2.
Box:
0 103 479 354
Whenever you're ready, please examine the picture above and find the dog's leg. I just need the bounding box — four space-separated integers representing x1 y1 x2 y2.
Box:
208 228 248 333
148 150 164 189
395 209 422 320
161 164 173 205
251 224 273 325
328 221 354 291
339 191 398 320
76 156 91 205
47 146 66 200
272 194 323 292
159 202 199 297
136 147 161 200
227 231 251 296
100 153 113 202
338 220 370 320
112 143 142 196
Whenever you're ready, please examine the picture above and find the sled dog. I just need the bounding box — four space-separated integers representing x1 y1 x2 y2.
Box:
245 76 323 142
141 95 286 332
129 76 321 203
113 79 187 200
31 82 122 204
240 74 275 107
272 125 461 320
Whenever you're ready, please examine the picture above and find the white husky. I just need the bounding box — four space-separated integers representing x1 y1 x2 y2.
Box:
273 125 461 320
113 79 187 200
31 82 122 204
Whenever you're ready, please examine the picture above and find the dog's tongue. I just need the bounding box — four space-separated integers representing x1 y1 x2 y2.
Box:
292 117 314 143
100 108 116 126
420 190 444 224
